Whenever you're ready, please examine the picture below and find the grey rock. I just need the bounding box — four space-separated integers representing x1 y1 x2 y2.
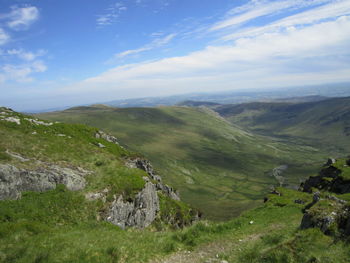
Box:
1 117 21 125
24 118 53 126
125 158 181 201
294 199 305 204
107 182 159 229
156 183 180 201
5 150 30 162
324 158 336 166
97 143 106 148
300 164 350 194
313 192 321 203
95 130 119 145
0 164 88 200
300 212 336 234
300 195 350 237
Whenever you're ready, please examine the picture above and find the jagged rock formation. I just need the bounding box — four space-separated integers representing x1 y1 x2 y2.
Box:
106 182 159 229
125 158 180 201
300 161 350 194
299 158 350 238
103 158 199 229
300 194 350 237
0 163 89 200
95 130 119 145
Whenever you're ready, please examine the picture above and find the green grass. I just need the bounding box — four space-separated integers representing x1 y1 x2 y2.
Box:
38 106 327 220
0 186 315 263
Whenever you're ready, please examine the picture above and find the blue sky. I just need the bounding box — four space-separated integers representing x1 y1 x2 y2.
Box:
0 0 350 110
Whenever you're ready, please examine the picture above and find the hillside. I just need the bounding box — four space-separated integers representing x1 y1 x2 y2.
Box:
0 107 199 262
215 97 350 155
38 106 327 220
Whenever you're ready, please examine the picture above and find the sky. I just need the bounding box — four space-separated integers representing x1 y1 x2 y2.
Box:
0 0 350 111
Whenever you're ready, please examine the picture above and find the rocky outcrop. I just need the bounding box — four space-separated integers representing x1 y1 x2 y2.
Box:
106 182 159 229
300 163 350 194
102 158 198 229
0 164 89 200
300 196 350 237
24 118 53 126
299 158 350 238
95 130 119 145
125 158 180 201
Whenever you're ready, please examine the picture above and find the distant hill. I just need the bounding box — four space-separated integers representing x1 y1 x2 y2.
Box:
176 100 221 108
102 82 350 108
266 95 328 103
215 96 350 155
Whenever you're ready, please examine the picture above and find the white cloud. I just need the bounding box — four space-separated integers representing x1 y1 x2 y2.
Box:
113 33 176 59
223 0 350 41
210 0 332 31
0 28 10 45
1 60 47 83
96 2 128 26
6 6 39 31
63 15 350 98
7 49 47 61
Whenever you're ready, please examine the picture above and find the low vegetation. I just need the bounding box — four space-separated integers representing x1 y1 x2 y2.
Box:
38 105 327 220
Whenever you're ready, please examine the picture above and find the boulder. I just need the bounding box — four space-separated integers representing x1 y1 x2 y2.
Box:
301 165 350 194
0 164 88 200
107 182 160 229
324 158 336 166
95 130 119 145
300 197 350 237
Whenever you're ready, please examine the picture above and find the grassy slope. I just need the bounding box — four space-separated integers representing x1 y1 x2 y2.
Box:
0 108 191 263
39 106 326 220
216 97 350 156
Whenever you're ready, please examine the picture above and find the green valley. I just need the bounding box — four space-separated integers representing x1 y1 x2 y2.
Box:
38 105 327 220
215 97 350 156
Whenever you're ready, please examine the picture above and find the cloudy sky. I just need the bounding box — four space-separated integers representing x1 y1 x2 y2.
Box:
0 0 350 110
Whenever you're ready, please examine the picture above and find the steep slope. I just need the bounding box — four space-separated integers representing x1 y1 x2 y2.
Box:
0 107 198 262
38 106 326 220
216 97 350 155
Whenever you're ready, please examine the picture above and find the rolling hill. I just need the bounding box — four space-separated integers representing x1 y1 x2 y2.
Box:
215 96 350 156
38 105 327 220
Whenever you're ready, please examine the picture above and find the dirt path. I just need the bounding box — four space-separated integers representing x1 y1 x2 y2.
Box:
153 233 262 263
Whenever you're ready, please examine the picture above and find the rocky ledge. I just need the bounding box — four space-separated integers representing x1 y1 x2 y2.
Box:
0 163 89 200
300 158 350 194
300 193 350 237
299 157 350 238
102 158 195 229
106 182 159 229
125 158 180 201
